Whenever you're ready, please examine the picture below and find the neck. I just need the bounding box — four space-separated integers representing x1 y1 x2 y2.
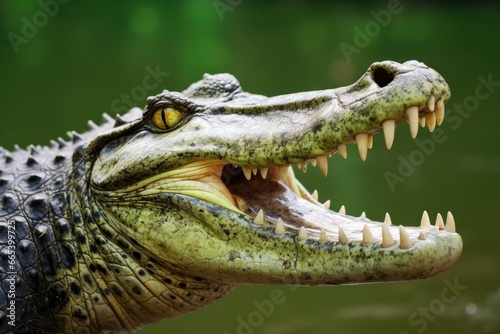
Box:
65 161 232 332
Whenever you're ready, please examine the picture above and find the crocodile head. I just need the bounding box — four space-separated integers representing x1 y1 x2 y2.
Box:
84 60 461 320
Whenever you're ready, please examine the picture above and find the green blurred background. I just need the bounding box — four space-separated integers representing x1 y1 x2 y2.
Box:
1 1 499 333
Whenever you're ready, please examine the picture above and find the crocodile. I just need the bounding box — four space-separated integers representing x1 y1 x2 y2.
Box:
0 60 462 333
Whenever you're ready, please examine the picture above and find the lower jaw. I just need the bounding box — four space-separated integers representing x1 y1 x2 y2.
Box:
131 160 456 247
224 164 457 249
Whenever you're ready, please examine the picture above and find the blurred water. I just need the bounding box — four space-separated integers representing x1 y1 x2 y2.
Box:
0 1 499 333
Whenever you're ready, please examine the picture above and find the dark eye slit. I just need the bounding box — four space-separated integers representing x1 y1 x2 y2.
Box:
161 109 168 127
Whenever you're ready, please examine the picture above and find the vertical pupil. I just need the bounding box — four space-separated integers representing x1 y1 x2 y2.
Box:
161 109 168 127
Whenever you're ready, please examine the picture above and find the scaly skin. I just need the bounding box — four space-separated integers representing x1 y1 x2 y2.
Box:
0 60 462 333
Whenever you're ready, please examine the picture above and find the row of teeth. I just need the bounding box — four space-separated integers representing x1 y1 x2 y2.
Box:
238 96 445 211
239 93 446 183
252 210 456 249
239 94 450 250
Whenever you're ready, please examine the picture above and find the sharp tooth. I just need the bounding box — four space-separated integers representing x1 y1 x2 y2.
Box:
338 227 348 244
384 212 392 225
419 116 426 127
275 218 285 235
252 168 258 175
420 211 431 227
260 167 268 179
405 106 419 139
235 196 249 211
298 226 308 241
242 167 252 180
399 225 413 249
435 96 445 125
445 211 456 232
435 213 445 230
323 200 331 209
425 112 437 132
279 165 289 180
367 134 374 149
310 159 317 167
339 205 346 215
316 155 328 177
319 229 328 244
312 190 319 201
360 211 366 218
382 119 395 149
337 144 347 159
361 224 375 246
285 165 301 196
436 95 445 110
296 162 306 172
427 95 436 112
435 106 445 125
355 133 368 161
418 231 426 240
253 209 265 225
381 224 395 248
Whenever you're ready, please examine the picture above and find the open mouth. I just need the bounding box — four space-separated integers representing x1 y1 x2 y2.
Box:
120 94 456 250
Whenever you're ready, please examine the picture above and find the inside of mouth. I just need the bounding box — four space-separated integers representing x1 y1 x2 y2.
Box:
223 164 372 240
218 160 455 249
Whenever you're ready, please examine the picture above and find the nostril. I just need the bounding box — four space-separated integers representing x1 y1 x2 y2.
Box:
372 66 395 88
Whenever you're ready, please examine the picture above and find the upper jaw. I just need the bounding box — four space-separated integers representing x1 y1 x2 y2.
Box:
91 61 449 191
215 60 451 164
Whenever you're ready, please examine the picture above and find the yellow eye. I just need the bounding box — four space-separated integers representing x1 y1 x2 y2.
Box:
152 107 184 130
